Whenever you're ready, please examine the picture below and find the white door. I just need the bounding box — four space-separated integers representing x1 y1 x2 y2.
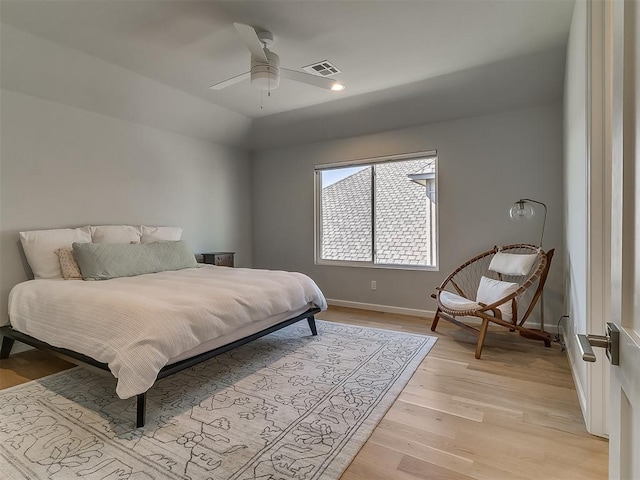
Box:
608 0 640 478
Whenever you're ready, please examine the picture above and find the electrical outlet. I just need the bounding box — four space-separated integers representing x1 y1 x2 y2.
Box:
371 280 377 291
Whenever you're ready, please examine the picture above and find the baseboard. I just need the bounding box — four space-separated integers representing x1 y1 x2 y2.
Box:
562 324 609 438
562 323 590 428
325 299 558 333
1 333 33 355
326 299 435 318
0 336 35 355
12 343 33 354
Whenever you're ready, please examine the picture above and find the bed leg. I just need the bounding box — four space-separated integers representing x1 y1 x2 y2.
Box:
307 316 318 336
136 393 146 428
1 336 15 359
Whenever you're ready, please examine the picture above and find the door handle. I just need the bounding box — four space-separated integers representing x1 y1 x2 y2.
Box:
576 322 619 365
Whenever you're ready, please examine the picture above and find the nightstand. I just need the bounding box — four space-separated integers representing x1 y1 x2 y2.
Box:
202 252 235 267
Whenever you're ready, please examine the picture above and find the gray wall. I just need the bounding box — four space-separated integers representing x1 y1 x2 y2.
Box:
0 89 252 325
1 23 251 147
251 103 564 324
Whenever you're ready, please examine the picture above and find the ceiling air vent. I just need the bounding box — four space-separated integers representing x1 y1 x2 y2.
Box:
302 60 341 77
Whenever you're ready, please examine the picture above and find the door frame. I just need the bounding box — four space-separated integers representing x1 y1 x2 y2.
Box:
565 0 611 437
585 0 612 438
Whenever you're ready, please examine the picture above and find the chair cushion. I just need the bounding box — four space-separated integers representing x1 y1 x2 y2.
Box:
489 251 538 276
439 291 481 312
476 276 519 320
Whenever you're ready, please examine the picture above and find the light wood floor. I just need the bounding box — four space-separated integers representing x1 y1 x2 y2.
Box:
0 306 608 479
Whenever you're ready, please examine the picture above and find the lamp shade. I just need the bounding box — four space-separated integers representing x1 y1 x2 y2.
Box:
508 198 547 247
509 201 535 221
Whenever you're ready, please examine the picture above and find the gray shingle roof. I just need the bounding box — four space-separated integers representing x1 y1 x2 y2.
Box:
321 159 436 265
322 167 372 261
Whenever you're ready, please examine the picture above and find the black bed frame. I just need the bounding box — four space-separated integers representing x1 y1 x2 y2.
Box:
0 307 320 428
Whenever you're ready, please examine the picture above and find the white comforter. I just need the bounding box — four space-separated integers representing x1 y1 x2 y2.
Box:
8 266 327 399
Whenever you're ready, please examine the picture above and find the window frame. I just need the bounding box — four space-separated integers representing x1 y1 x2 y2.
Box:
314 150 439 271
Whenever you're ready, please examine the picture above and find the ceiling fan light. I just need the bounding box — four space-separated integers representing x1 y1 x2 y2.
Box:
251 68 280 90
250 49 280 91
331 83 346 91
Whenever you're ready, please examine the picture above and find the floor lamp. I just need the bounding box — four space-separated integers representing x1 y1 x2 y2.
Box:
509 198 549 335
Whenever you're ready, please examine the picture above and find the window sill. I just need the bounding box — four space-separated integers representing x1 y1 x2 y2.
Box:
314 259 439 272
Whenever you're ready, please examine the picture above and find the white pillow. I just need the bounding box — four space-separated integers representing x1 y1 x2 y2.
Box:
476 276 520 320
90 225 142 244
19 227 92 279
488 251 538 276
140 225 183 243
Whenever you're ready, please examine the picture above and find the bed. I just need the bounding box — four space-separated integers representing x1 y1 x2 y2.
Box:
0 226 327 427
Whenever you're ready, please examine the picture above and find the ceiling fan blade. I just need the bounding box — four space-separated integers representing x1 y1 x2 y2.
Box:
234 23 268 63
280 68 345 90
209 72 250 90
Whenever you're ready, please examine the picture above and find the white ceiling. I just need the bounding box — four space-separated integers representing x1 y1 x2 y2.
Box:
0 0 575 119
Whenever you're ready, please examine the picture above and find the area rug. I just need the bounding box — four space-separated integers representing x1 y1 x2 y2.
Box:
0 320 436 480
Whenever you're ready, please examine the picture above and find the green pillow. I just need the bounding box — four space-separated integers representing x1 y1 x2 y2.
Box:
73 240 197 280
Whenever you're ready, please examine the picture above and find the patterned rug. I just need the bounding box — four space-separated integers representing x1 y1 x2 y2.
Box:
0 320 436 480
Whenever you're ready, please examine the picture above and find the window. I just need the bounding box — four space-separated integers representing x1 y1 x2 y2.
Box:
315 152 437 269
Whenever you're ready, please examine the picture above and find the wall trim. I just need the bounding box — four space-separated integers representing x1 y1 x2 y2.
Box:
562 324 591 431
326 298 558 333
326 299 435 318
9 341 32 354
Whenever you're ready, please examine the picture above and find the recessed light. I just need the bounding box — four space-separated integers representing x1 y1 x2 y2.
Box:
331 83 346 91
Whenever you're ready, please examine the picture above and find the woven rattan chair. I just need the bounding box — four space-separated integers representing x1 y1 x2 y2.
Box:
431 244 554 359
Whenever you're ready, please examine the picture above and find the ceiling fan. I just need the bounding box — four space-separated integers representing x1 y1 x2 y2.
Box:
209 23 345 93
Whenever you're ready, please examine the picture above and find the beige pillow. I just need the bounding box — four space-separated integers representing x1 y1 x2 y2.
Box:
55 248 83 280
